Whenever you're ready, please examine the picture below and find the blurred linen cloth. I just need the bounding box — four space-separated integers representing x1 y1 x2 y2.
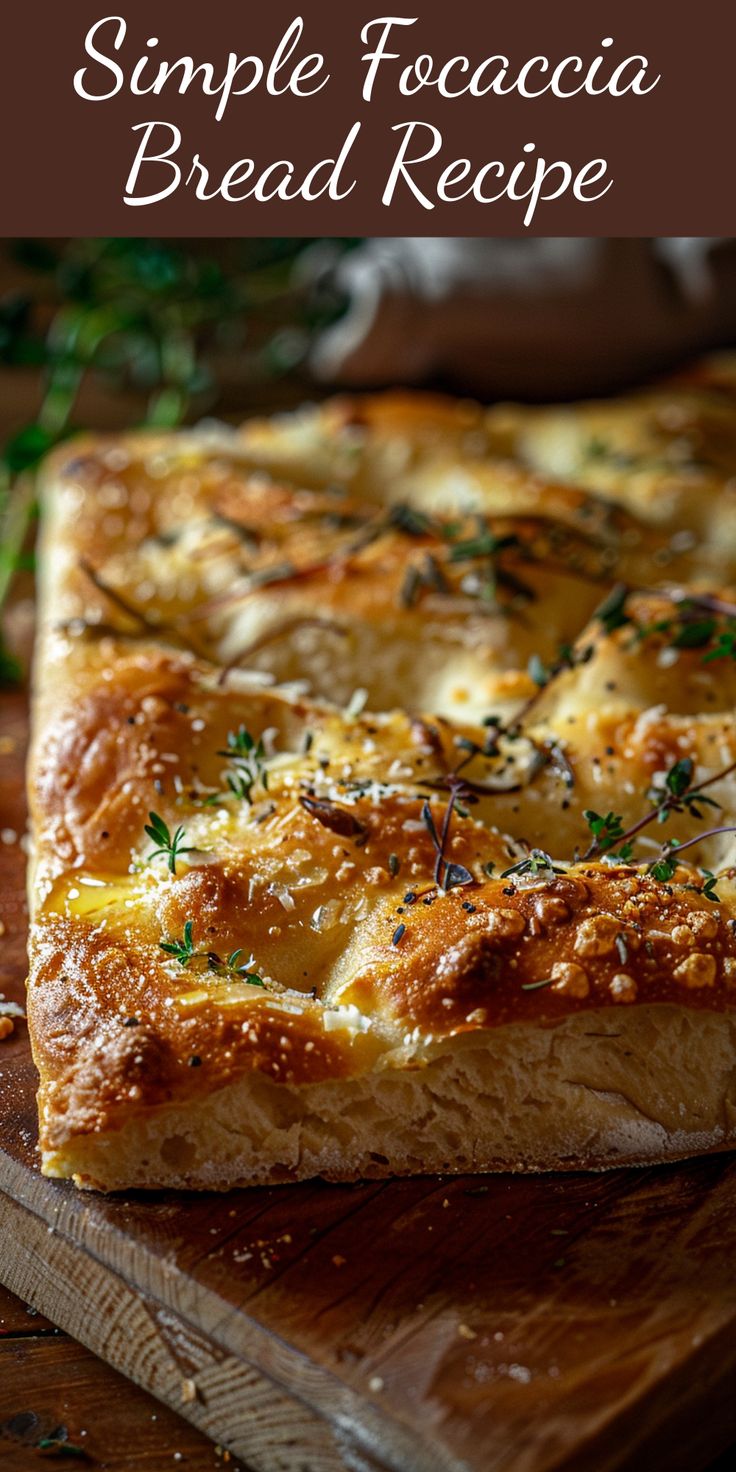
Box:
307 238 736 398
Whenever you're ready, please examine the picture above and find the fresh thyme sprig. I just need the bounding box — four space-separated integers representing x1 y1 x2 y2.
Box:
503 584 736 747
581 756 736 862
602 584 736 664
217 726 269 803
144 811 195 875
645 756 721 821
159 919 197 964
159 921 264 983
646 830 736 893
206 947 265 985
582 811 629 859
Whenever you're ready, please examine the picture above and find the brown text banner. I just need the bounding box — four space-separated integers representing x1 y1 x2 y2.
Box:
0 0 733 235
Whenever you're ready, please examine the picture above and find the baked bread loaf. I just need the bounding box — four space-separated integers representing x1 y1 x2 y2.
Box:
26 357 736 1189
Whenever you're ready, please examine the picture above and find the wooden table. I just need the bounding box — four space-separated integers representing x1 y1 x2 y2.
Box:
2 1270 736 1472
0 1282 247 1470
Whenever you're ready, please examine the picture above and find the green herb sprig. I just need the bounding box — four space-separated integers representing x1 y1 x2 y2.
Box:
207 948 265 985
159 918 197 963
702 629 736 663
646 830 736 892
581 811 630 859
447 524 530 607
594 582 632 635
159 921 264 984
217 726 269 803
144 811 195 875
582 756 736 863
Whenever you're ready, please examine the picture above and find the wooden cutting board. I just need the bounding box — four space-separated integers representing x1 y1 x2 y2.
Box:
2 688 736 1472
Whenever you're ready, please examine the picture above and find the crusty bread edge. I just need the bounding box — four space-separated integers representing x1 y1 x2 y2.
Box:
41 1005 736 1191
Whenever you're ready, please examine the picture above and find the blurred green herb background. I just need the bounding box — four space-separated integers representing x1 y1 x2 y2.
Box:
0 236 351 686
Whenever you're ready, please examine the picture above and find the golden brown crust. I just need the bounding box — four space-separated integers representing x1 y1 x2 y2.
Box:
26 362 736 1187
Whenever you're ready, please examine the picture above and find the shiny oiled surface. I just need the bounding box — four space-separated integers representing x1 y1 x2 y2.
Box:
27 381 736 1190
2 689 736 1472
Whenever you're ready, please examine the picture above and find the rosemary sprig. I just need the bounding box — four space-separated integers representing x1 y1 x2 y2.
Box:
388 503 435 537
399 552 449 608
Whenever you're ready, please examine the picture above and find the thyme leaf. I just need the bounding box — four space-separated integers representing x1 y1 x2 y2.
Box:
145 812 195 875
160 923 264 984
160 919 196 965
698 869 721 902
702 628 736 663
583 809 626 853
649 853 679 882
217 726 269 803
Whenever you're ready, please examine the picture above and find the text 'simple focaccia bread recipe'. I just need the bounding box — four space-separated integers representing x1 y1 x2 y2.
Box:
26 356 736 1190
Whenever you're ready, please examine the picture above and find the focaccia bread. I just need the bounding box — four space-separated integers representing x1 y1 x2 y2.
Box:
26 358 736 1189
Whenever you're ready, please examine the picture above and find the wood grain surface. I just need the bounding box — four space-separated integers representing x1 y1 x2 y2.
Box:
3 689 736 1472
0 1307 244 1471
